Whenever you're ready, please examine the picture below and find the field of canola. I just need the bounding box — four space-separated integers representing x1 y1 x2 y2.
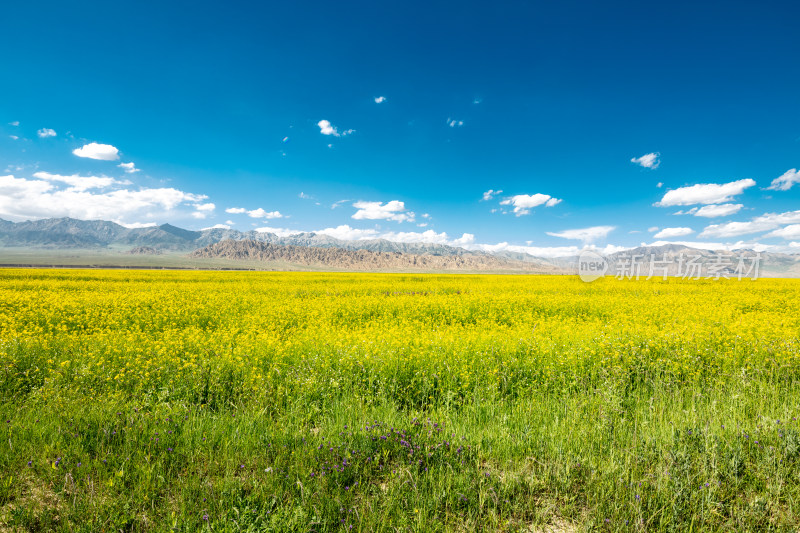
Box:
2 269 800 531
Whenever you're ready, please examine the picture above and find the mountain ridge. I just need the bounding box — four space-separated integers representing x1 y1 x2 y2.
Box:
1 217 799 275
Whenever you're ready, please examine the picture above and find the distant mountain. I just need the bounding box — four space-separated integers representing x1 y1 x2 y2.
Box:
0 218 797 276
190 240 559 272
0 217 483 256
0 218 128 247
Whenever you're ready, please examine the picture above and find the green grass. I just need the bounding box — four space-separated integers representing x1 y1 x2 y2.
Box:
2 377 800 531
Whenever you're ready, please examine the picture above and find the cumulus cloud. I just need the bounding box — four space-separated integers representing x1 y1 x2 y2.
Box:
545 197 562 207
655 179 756 206
767 169 800 191
9 135 19 140
247 208 283 219
631 152 660 169
315 225 378 240
225 207 247 214
195 202 215 212
699 209 800 238
546 225 616 243
482 189 502 201
317 120 354 137
374 96 386 103
352 200 414 222
0 173 206 224
37 128 56 138
691 203 743 218
653 227 694 239
499 193 562 216
379 230 475 246
118 162 140 173
32 171 120 191
447 118 464 128
764 224 800 240
72 142 120 161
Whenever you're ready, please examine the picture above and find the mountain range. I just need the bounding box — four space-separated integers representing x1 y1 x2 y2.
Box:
0 217 475 256
1 217 799 275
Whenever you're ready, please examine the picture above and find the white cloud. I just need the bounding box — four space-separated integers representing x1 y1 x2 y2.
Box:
447 118 464 128
352 200 414 222
317 120 354 137
699 209 800 238
72 142 120 161
32 171 118 191
195 202 215 212
468 242 626 259
767 169 800 191
452 233 475 245
118 162 140 173
0 174 206 224
764 224 800 240
37 128 56 138
631 152 660 169
331 199 350 209
648 227 659 232
9 135 19 140
298 192 314 199
9 121 19 126
654 227 694 239
547 225 616 243
247 208 283 219
482 189 502 201
656 179 756 206
374 96 386 103
225 207 247 214
379 230 475 246
657 182 663 188
202 223 231 230
545 197 562 207
691 203 743 218
317 225 379 240
119 222 157 229
499 193 562 216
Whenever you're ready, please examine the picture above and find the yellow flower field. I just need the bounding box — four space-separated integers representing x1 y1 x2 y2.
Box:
3 269 800 531
2 269 798 406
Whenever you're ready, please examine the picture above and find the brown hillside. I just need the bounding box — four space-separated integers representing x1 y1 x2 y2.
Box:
189 240 563 272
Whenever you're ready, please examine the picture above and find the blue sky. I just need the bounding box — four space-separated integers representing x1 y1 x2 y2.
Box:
1 0 799 256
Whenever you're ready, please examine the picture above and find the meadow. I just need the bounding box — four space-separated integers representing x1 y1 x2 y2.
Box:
1 269 800 532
